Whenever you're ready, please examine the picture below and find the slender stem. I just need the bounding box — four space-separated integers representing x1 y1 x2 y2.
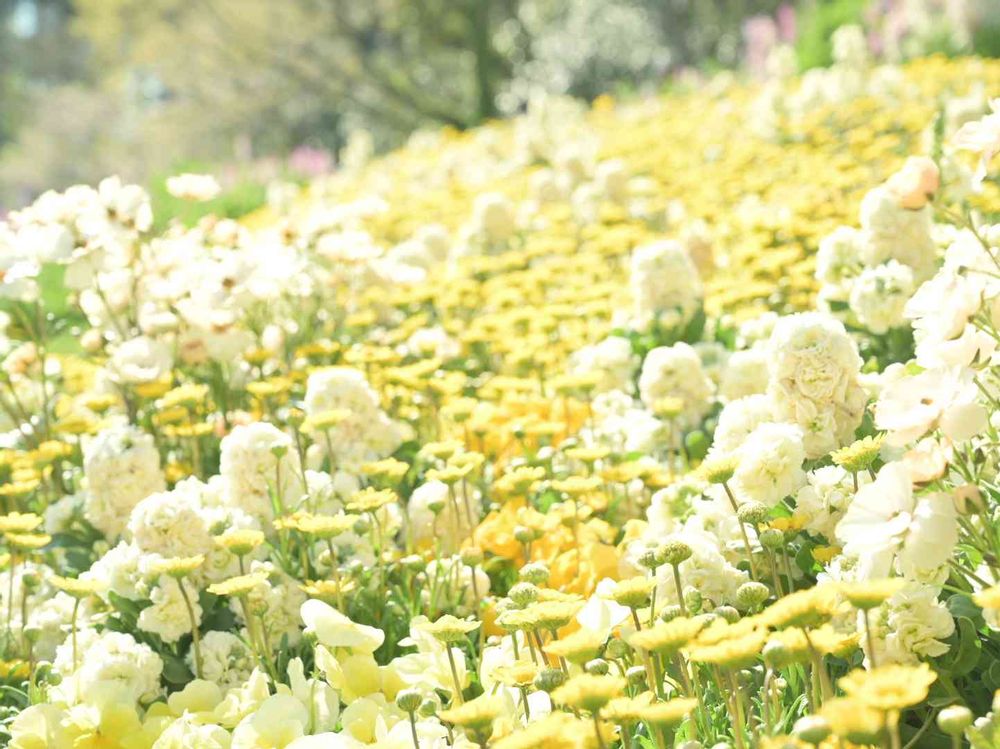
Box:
71 598 81 672
863 609 878 669
177 580 202 678
407 712 420 749
446 645 464 705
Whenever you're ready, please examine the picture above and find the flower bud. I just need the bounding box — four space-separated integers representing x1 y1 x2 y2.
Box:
736 581 770 612
937 705 973 736
534 667 567 693
793 715 832 744
737 501 770 526
513 525 534 544
626 665 647 687
508 582 538 607
460 546 484 567
418 698 438 718
759 528 784 550
396 688 423 713
658 604 683 623
683 586 702 614
518 562 550 585
585 659 610 675
713 605 740 623
604 638 629 660
659 541 693 566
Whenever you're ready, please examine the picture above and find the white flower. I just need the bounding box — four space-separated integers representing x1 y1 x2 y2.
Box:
732 422 806 507
407 480 476 553
766 312 865 458
836 462 958 581
710 393 776 455
568 335 638 393
107 336 173 385
848 260 915 334
83 425 165 538
128 485 214 559
816 225 863 285
795 465 867 540
719 347 770 400
301 599 385 653
138 576 201 644
866 583 955 667
629 239 703 330
857 186 936 281
304 367 403 470
638 342 714 429
153 714 231 749
952 98 1000 184
53 629 164 705
166 173 222 202
193 631 256 693
220 422 304 523
874 365 988 446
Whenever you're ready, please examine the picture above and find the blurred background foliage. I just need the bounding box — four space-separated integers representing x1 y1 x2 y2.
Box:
0 0 996 214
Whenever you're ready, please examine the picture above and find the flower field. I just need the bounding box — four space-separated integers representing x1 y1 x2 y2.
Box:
0 28 999 749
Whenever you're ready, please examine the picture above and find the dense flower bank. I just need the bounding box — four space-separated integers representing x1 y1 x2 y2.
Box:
0 30 998 749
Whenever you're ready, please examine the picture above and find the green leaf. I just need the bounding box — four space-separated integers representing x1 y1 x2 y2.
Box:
938 617 982 677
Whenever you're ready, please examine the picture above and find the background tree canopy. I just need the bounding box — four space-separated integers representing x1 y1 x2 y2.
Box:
0 0 996 209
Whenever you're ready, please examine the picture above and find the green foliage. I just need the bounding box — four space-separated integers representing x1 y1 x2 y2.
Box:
795 0 867 70
148 166 267 232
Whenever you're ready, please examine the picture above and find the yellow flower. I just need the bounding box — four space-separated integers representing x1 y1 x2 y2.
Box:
838 663 937 711
551 674 626 713
214 529 266 556
0 513 42 534
49 575 103 599
635 697 698 728
207 571 269 597
145 555 204 579
419 614 481 643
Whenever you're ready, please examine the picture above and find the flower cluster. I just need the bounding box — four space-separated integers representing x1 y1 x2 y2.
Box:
0 33 996 749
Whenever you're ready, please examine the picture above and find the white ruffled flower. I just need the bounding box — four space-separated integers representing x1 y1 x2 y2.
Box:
638 342 714 429
138 576 201 644
84 426 165 538
128 485 214 559
53 629 164 705
848 260 915 334
795 465 867 540
629 239 703 331
710 393 775 455
304 367 403 470
866 583 955 667
766 312 866 458
220 422 304 523
733 422 806 507
568 335 638 393
719 347 770 401
194 631 256 692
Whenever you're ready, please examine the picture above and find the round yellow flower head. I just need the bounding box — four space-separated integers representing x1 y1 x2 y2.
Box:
438 694 504 733
215 528 266 556
146 555 205 579
551 673 626 713
830 434 884 473
5 533 51 552
838 578 906 611
629 616 707 656
543 627 606 665
49 575 103 599
635 697 698 728
491 660 538 688
606 576 655 610
838 663 937 712
0 513 42 534
207 571 269 597
346 487 398 513
419 614 481 643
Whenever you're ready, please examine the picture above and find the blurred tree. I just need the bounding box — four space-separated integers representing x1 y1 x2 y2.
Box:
71 0 527 157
